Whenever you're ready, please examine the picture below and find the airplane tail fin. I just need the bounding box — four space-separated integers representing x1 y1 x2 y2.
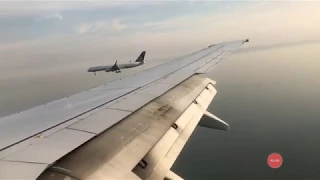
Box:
135 51 146 63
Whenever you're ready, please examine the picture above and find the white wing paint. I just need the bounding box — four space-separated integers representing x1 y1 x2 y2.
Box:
0 39 249 180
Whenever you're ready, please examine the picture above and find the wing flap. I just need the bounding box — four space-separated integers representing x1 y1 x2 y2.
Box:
0 161 47 180
3 129 94 164
133 80 216 179
69 109 131 134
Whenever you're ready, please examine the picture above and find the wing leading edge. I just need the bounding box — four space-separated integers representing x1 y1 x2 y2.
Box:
0 39 249 180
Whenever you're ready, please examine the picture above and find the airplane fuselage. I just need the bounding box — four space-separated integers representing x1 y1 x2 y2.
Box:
88 62 144 73
88 51 146 74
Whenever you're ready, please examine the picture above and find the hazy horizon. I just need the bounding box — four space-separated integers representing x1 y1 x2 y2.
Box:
1 1 320 81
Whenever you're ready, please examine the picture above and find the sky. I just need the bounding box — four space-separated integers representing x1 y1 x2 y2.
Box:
0 1 319 80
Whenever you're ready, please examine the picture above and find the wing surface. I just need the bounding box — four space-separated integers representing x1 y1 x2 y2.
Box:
0 39 249 179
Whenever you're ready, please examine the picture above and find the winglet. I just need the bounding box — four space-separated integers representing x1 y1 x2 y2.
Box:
135 51 146 63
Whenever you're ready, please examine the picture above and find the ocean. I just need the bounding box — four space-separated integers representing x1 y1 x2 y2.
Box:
1 42 319 180
173 42 320 180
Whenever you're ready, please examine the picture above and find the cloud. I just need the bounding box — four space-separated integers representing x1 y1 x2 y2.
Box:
75 19 127 34
50 13 63 20
35 13 64 21
138 1 320 46
0 1 165 16
0 1 319 81
0 1 193 44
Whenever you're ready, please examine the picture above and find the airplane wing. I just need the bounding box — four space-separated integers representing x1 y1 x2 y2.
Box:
0 39 249 180
111 60 120 72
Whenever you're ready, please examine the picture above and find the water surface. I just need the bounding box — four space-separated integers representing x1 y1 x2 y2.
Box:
173 43 320 180
1 43 319 180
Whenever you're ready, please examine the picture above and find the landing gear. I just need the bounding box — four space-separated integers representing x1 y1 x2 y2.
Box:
115 70 121 73
94 72 96 75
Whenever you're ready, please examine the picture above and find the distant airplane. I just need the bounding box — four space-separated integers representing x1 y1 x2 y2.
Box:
88 51 146 75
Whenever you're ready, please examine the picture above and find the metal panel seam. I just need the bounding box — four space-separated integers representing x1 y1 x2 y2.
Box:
0 88 138 152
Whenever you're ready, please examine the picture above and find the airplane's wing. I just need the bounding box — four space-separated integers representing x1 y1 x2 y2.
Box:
111 60 120 72
0 39 249 180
